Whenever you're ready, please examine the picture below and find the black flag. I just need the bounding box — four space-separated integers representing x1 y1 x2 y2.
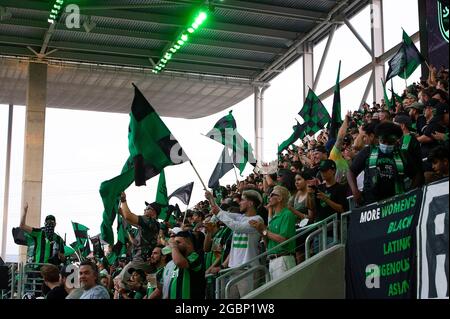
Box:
12 227 28 246
208 147 236 189
168 182 194 206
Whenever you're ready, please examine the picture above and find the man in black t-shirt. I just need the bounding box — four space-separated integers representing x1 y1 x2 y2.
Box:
406 102 426 133
348 122 417 206
310 159 349 222
417 100 448 170
308 160 348 253
41 264 68 300
116 192 161 289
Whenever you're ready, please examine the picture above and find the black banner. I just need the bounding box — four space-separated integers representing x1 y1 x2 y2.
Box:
346 189 423 298
426 0 449 68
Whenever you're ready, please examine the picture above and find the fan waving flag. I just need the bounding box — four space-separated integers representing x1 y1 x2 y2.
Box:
386 30 425 81
100 84 189 245
206 111 256 174
278 121 307 154
329 61 343 140
299 88 330 136
72 222 89 250
168 182 194 206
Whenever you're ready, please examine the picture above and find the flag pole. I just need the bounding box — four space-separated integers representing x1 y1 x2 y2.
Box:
189 160 208 190
227 147 239 184
404 69 408 89
182 204 189 226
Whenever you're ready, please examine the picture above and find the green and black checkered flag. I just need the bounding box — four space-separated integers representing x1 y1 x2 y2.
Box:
206 111 256 174
298 88 330 136
100 84 189 245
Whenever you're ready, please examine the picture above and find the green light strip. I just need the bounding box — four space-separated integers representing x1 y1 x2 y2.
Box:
48 0 65 24
152 10 208 74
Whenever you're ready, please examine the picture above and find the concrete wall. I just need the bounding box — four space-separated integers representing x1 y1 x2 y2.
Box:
244 245 346 299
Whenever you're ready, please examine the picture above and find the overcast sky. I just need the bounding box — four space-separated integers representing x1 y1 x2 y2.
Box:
0 0 420 260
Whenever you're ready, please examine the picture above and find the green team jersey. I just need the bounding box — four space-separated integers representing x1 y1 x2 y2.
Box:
267 208 297 255
204 226 232 270
28 228 65 264
168 251 205 299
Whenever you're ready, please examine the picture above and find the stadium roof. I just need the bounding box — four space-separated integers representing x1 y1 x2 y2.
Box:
0 0 369 118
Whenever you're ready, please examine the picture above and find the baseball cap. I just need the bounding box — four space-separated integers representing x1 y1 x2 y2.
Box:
319 159 336 171
99 269 109 277
45 215 56 223
394 114 412 127
144 201 162 215
118 254 127 261
406 93 417 100
169 227 182 235
407 102 424 111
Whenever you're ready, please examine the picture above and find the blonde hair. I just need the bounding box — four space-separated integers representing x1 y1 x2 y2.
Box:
273 185 290 207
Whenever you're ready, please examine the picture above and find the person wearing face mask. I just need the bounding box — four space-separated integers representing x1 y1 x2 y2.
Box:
347 122 418 206
19 202 65 265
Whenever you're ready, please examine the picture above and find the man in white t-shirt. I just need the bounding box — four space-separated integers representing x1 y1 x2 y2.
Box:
206 189 264 298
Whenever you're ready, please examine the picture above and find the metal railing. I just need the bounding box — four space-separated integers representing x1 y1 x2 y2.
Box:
215 213 340 299
19 263 52 298
0 262 18 299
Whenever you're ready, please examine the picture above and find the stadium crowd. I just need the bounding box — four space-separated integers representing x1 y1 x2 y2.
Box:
18 66 449 299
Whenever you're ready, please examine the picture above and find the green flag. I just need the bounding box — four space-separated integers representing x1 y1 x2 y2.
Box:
329 61 342 140
386 30 425 81
298 88 330 136
155 169 170 222
100 84 189 245
64 245 76 257
278 121 307 154
71 222 89 250
381 79 394 110
206 111 256 174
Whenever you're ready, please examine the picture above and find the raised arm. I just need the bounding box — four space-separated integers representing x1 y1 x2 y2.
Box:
119 192 139 226
334 112 350 151
169 238 189 269
19 203 33 234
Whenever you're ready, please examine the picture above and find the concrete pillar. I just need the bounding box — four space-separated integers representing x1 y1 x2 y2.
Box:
19 62 47 262
370 0 385 103
302 41 314 101
1 104 13 260
254 86 266 163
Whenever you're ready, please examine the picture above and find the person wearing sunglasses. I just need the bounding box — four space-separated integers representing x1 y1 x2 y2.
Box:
249 186 297 281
